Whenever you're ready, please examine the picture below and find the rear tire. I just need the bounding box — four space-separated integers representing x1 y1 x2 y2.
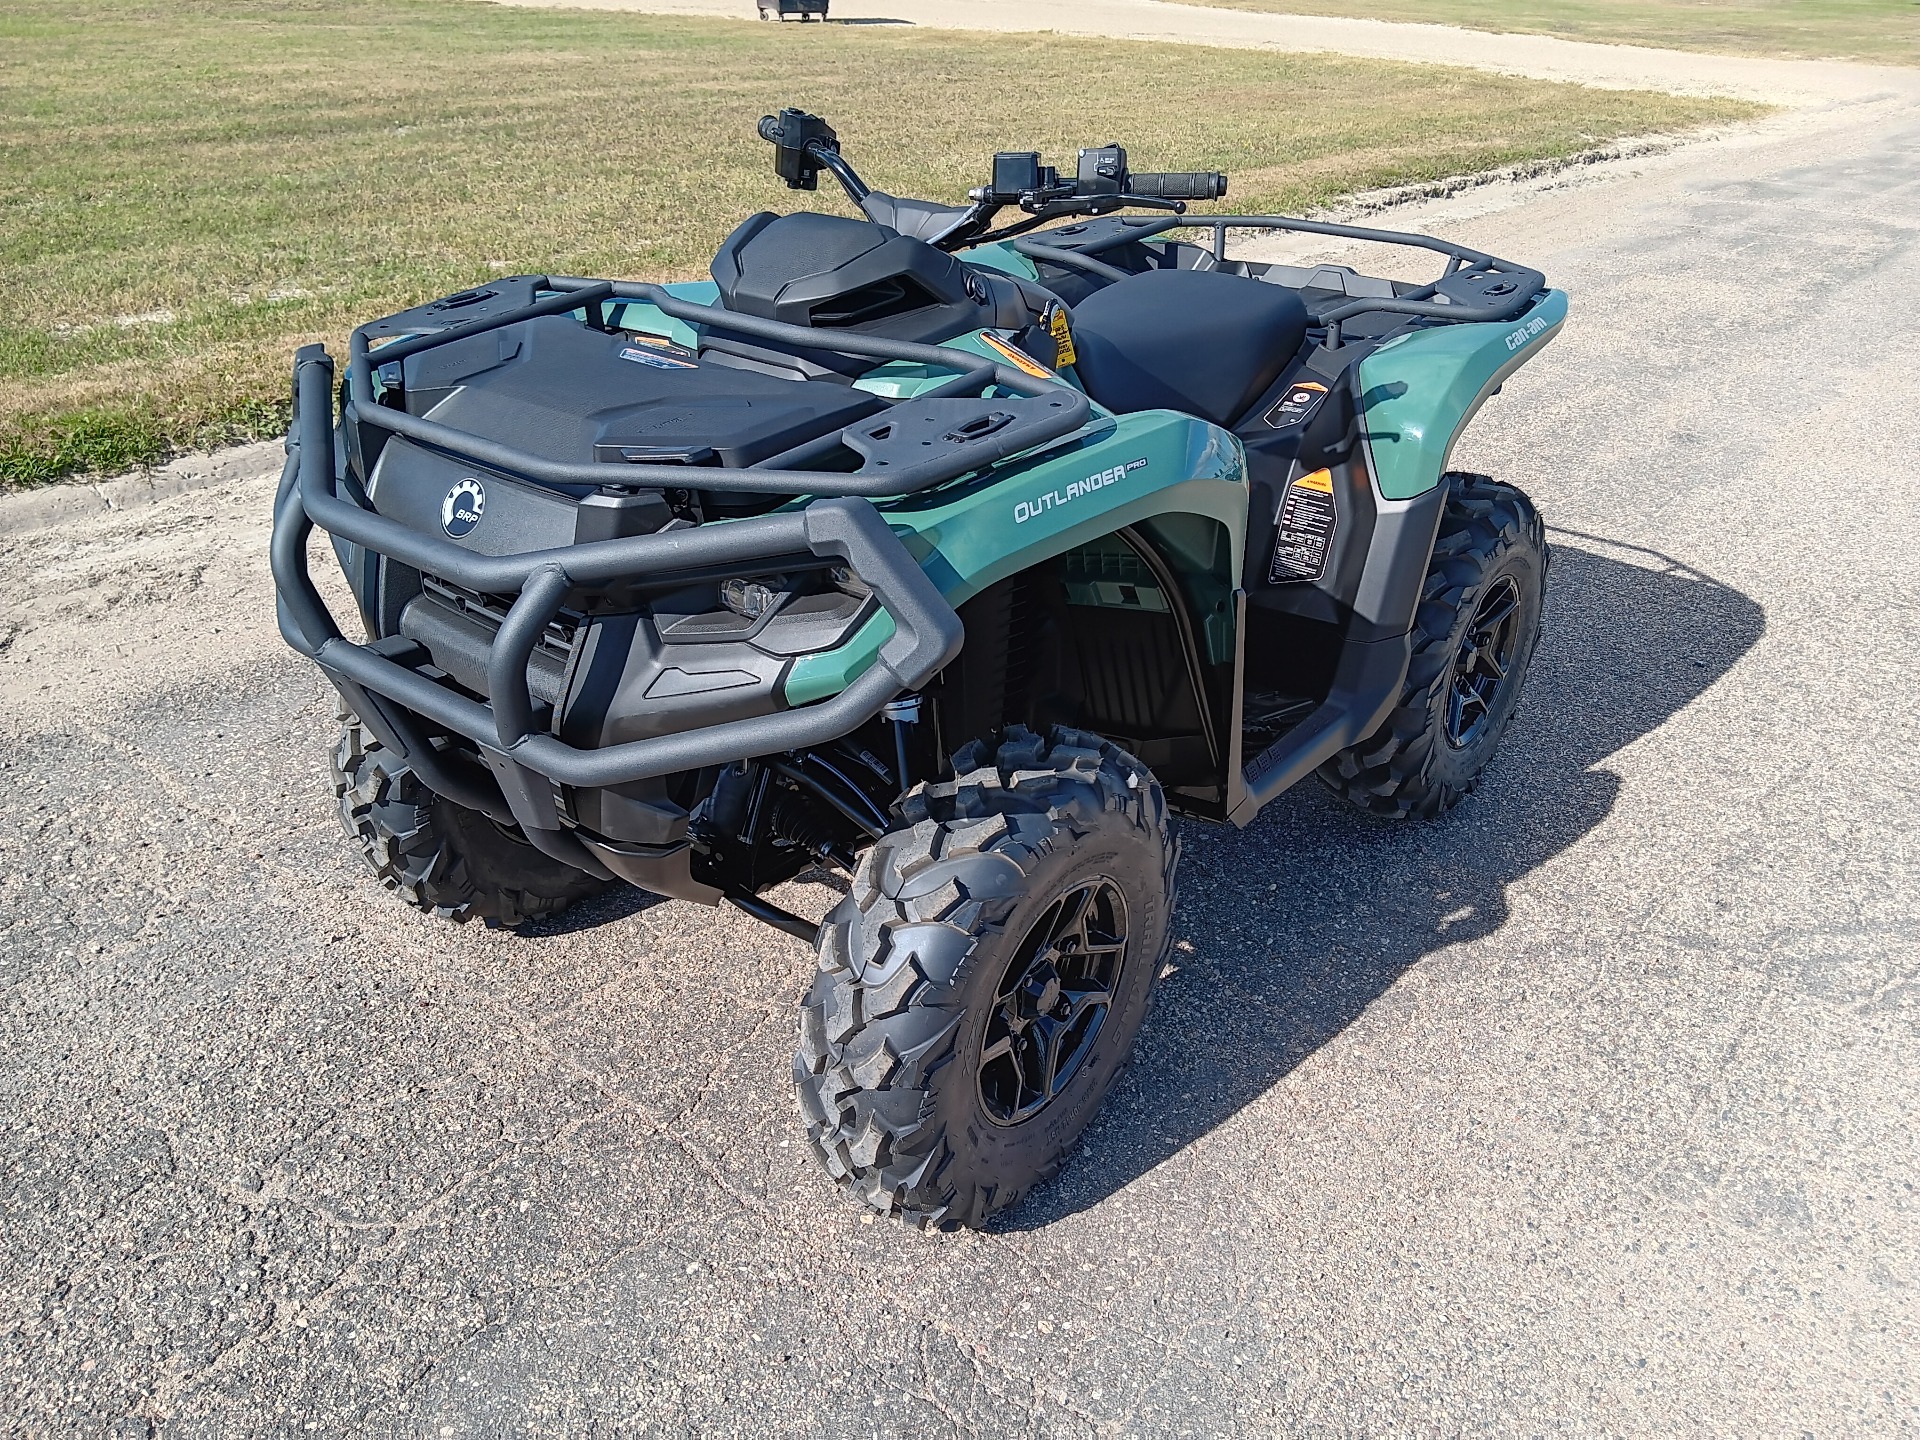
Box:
331 711 612 927
795 726 1177 1229
1318 472 1547 819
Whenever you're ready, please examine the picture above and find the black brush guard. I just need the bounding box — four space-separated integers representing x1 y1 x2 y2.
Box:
273 278 1092 879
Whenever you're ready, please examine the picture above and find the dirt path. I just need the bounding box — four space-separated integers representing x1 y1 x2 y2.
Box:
494 0 1920 105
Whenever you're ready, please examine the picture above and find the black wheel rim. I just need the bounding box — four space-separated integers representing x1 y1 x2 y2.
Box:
977 879 1130 1127
1446 576 1522 748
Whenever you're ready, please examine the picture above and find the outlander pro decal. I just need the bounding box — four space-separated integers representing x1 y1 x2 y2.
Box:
1013 458 1147 524
1267 467 1336 584
441 478 486 538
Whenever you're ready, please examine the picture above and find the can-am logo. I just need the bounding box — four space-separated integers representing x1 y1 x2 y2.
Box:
1013 457 1147 524
1505 315 1550 351
441 478 485 538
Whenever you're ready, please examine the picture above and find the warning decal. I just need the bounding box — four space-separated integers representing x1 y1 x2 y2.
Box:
980 332 1056 380
1046 302 1078 368
1264 379 1328 430
1267 467 1337 584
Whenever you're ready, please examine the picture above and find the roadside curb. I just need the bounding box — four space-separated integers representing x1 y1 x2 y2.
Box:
0 440 286 539
1327 132 1696 217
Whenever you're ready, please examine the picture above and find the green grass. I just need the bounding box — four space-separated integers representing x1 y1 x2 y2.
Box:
0 0 1759 488
1164 0 1920 64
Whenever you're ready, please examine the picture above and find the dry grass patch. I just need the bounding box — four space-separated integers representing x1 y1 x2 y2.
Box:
0 0 1759 486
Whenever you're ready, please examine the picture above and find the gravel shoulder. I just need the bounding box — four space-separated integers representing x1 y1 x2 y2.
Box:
3 83 1917 1437
496 0 1920 104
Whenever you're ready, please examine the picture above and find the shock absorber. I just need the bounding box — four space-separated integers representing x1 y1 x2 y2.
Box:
884 694 922 791
766 789 856 869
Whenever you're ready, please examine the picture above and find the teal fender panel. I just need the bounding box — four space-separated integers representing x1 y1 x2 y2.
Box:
1358 288 1568 500
607 280 721 348
786 412 1246 703
957 241 1042 281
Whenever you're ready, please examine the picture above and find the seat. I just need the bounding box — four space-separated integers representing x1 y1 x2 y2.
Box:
1068 268 1310 429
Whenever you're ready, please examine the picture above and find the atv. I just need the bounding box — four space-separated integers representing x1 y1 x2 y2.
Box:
273 109 1564 1228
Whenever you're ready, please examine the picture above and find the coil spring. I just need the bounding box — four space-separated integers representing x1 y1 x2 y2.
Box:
767 788 842 862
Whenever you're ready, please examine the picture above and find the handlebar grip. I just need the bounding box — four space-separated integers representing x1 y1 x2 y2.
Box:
1128 171 1228 201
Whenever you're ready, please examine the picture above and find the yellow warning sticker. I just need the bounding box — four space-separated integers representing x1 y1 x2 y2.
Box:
1047 303 1078 367
980 332 1055 380
1293 467 1335 493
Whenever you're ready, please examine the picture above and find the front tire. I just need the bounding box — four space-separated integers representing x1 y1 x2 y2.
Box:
331 711 612 927
796 727 1177 1229
1319 471 1547 819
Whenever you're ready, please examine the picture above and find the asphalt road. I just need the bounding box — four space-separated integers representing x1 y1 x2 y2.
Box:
4 91 1918 1438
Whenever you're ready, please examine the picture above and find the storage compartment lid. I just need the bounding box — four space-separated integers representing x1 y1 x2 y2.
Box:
410 313 884 472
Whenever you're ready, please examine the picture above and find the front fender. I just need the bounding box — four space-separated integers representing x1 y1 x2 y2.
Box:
784 411 1246 704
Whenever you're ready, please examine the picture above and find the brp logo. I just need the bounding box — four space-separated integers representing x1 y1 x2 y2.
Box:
441 478 485 538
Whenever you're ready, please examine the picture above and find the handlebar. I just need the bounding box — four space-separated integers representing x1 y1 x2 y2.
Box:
755 108 1231 249
1126 171 1228 202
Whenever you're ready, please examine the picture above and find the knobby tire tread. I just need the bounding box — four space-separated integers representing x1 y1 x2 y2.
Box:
796 726 1178 1230
331 713 608 928
1317 471 1546 820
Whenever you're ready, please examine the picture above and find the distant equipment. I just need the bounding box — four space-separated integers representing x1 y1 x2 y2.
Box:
759 0 828 19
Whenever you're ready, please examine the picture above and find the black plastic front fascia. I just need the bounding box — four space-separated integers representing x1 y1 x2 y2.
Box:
275 347 964 792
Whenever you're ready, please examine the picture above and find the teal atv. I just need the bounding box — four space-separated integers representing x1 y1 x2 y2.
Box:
273 109 1564 1228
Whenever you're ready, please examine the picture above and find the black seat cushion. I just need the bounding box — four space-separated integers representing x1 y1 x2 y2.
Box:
1069 268 1309 429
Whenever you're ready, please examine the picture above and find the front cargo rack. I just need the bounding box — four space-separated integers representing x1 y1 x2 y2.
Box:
345 275 1090 497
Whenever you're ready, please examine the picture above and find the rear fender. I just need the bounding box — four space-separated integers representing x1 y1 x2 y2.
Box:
1357 288 1567 501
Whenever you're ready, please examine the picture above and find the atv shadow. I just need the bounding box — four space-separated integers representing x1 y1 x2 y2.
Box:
519 884 669 936
997 533 1767 1230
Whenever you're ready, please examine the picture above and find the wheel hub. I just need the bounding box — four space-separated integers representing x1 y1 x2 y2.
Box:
1016 962 1063 1020
977 880 1130 1127
1445 575 1522 748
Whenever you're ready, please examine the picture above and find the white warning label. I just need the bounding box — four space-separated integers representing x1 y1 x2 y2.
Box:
1267 467 1337 585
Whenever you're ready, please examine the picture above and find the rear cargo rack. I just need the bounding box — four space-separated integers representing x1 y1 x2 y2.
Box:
345 275 1092 498
1014 214 1548 347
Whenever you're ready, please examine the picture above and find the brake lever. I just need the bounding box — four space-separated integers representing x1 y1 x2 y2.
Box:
1015 192 1189 218
1015 186 1081 215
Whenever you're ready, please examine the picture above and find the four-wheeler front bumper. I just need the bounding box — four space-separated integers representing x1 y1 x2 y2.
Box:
271 345 964 881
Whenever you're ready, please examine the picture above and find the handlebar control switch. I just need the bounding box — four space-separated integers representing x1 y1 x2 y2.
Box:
1076 144 1129 197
